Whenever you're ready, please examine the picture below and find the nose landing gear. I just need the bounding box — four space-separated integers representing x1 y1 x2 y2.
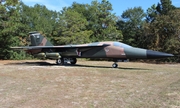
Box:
112 62 118 68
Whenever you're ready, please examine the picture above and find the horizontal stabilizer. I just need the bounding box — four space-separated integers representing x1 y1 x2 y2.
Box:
10 46 37 51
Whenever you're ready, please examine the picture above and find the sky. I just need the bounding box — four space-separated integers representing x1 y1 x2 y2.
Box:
21 0 180 16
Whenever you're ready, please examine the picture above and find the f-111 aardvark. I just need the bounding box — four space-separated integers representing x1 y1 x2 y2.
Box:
11 31 174 68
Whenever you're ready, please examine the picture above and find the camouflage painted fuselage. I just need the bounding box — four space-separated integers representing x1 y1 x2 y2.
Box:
24 41 173 60
12 31 174 61
55 42 128 59
11 31 174 68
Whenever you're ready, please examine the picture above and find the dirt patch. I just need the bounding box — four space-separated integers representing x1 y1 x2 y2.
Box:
0 60 180 108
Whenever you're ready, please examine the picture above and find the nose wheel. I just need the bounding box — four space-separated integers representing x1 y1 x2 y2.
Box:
112 62 118 68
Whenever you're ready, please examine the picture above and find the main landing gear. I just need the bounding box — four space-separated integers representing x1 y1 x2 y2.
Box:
56 58 77 65
56 58 64 65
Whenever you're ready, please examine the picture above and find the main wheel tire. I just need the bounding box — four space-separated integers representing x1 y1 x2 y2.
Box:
56 58 64 65
70 58 77 64
112 63 118 68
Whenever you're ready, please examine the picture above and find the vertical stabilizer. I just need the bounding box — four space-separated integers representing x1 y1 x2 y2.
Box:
29 31 53 46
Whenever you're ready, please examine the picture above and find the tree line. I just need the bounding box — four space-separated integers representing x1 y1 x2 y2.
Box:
0 0 179 62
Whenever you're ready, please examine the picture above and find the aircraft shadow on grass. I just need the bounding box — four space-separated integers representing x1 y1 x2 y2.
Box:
6 61 150 70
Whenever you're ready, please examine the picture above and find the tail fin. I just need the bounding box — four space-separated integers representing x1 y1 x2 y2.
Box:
28 31 53 46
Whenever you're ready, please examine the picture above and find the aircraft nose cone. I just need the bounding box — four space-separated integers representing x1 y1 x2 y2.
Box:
147 50 174 59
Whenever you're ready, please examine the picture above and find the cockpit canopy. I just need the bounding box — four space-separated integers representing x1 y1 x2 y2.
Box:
113 42 132 48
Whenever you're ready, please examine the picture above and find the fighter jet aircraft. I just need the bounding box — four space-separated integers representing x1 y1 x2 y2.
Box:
11 31 174 68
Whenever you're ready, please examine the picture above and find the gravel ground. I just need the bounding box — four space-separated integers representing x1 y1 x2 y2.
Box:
0 60 179 108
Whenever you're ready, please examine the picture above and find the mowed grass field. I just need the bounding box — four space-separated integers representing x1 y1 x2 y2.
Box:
0 60 179 108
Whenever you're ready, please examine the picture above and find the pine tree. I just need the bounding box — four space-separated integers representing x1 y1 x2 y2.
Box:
55 8 92 45
0 0 24 59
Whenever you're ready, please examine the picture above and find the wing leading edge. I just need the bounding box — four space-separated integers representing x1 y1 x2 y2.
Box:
11 43 110 51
